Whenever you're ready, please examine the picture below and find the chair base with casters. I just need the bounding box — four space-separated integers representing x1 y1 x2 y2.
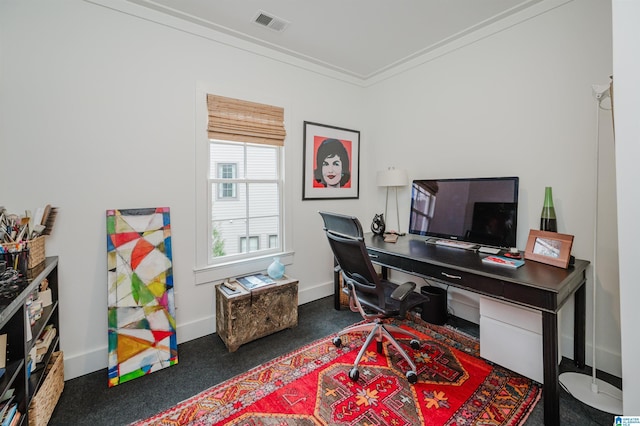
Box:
332 277 427 384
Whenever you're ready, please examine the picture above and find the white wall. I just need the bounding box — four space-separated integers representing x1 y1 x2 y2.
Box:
365 0 619 376
0 0 624 389
613 0 640 414
0 0 369 379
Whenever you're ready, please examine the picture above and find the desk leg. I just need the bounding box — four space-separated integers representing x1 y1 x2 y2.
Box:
542 311 560 426
334 261 341 310
574 282 586 368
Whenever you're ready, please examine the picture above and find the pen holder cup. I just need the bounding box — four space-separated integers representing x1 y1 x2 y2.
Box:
0 248 30 276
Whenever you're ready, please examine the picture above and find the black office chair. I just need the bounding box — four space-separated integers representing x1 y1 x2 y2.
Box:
318 210 364 238
319 211 430 384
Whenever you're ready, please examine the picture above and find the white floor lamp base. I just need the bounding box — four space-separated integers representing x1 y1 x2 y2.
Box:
559 372 622 415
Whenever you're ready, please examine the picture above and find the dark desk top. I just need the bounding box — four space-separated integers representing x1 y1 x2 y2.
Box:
365 233 589 311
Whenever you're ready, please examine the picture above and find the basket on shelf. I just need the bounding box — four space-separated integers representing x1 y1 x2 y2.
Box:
1 235 45 270
27 236 46 268
28 351 64 426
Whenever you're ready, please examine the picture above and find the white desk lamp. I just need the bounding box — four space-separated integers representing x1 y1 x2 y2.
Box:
377 167 408 234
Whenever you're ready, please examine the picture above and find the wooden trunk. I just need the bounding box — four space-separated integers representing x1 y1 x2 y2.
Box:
216 276 298 352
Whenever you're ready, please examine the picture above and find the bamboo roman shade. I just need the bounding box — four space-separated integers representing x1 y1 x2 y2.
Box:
207 94 286 146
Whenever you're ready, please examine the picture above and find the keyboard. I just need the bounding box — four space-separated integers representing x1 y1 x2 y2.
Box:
478 246 501 254
433 239 477 250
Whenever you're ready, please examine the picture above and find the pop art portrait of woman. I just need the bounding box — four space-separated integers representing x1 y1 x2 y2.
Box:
303 122 360 200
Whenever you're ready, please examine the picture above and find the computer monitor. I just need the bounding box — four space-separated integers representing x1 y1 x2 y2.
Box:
408 177 519 249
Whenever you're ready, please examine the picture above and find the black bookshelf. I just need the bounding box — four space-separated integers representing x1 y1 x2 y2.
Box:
0 257 59 424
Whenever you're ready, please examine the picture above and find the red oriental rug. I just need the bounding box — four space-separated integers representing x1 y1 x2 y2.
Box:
132 316 541 425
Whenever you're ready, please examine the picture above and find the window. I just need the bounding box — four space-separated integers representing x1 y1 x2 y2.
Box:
209 140 281 261
195 90 291 284
217 163 237 199
240 236 260 253
198 93 287 273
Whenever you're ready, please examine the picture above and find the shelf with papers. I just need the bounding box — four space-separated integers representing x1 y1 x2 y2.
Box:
0 257 61 425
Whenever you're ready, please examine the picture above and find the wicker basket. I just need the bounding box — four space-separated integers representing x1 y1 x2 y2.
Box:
27 236 46 268
338 273 350 308
0 235 45 269
28 351 64 426
338 270 383 308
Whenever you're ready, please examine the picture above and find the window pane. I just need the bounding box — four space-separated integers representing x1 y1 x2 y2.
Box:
239 236 259 253
210 143 245 178
219 182 236 198
212 182 246 220
249 216 279 251
217 218 278 257
212 218 248 257
246 144 277 179
220 164 235 179
249 236 259 251
248 183 279 217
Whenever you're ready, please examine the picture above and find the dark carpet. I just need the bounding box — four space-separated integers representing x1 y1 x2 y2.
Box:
48 296 619 425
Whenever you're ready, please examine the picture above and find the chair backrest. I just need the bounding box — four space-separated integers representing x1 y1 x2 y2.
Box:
320 212 384 306
318 211 364 238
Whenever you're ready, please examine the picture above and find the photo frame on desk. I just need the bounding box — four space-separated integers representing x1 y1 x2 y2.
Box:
524 229 574 268
302 121 360 200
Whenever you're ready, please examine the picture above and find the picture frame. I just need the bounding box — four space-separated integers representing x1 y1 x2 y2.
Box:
302 121 360 200
524 229 574 269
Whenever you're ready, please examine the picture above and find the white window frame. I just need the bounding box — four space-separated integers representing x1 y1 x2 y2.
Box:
194 85 293 285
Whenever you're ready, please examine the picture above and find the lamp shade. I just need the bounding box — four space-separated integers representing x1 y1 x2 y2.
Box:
377 168 408 187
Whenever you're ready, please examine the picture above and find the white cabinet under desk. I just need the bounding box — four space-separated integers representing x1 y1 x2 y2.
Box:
479 296 561 384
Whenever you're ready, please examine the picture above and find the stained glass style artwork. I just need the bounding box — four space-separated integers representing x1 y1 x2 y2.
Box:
106 207 178 387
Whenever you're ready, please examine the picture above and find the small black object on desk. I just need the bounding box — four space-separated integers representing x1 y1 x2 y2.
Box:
371 213 385 235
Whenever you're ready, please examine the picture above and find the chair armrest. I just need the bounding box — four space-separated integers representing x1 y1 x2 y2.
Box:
390 281 417 302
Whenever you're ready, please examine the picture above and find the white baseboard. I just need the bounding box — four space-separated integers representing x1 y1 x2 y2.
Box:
63 281 335 380
560 333 622 378
63 281 621 382
63 347 107 381
297 280 334 304
447 291 480 324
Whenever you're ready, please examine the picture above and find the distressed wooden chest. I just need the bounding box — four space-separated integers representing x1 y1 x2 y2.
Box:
215 276 298 352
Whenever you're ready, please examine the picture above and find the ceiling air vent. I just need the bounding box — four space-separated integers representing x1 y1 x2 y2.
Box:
252 11 290 32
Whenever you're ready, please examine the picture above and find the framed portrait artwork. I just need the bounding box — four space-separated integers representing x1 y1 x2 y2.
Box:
524 229 574 268
302 121 360 200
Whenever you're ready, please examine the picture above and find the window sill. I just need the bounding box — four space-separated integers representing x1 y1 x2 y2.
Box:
194 251 294 285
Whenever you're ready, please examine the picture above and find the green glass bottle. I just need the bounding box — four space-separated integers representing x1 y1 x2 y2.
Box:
540 186 558 232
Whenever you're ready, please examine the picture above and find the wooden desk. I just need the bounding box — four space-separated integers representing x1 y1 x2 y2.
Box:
333 233 588 426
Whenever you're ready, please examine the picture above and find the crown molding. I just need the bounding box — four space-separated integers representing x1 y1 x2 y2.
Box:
85 0 573 88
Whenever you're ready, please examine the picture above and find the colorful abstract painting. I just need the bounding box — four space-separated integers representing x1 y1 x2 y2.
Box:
106 207 178 387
